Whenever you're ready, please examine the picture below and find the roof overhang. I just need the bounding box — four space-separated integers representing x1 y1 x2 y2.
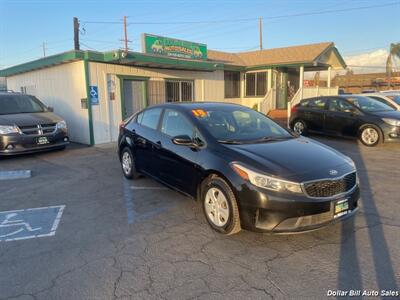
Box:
102 50 226 72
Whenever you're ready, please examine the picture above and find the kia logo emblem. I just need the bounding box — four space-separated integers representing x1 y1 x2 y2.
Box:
329 170 338 176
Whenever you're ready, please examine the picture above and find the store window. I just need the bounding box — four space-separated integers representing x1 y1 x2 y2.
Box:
166 80 194 102
224 71 240 98
245 72 267 97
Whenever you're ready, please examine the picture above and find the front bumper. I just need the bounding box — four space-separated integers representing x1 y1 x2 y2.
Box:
0 131 69 156
382 124 400 143
236 183 360 233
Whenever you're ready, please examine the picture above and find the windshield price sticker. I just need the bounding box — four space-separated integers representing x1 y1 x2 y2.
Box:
192 109 208 118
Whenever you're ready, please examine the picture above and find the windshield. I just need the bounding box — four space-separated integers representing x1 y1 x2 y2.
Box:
344 96 394 112
386 95 400 105
0 94 47 115
193 106 293 143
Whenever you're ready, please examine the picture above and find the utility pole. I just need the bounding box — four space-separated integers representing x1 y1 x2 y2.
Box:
123 16 128 52
259 17 263 50
42 42 47 57
73 17 80 50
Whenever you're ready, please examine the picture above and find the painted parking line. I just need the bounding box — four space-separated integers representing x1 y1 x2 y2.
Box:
0 205 65 242
0 170 31 181
123 181 174 224
130 186 169 190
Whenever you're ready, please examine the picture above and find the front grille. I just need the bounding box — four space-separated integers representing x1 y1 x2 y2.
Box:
19 123 57 135
303 172 357 198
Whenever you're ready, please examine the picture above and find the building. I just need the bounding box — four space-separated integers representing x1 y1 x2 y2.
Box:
0 35 346 145
332 71 400 94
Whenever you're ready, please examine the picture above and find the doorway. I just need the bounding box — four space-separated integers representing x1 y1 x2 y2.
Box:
121 78 148 119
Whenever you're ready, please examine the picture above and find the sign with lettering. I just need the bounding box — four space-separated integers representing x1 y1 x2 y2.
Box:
142 33 207 60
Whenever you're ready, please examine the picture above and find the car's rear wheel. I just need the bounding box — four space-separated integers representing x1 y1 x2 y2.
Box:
202 175 241 235
359 125 382 147
120 147 140 179
292 119 308 136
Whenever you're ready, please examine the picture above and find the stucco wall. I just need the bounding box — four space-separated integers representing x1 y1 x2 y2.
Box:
88 62 229 144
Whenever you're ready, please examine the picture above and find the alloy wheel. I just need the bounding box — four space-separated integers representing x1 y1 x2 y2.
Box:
361 127 379 145
122 151 132 175
204 187 230 227
293 121 304 134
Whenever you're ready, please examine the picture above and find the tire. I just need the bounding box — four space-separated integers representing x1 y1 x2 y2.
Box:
201 175 241 235
120 147 140 179
292 119 308 136
359 124 382 147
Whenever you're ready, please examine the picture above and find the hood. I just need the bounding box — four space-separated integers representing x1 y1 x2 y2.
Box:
224 137 354 182
370 110 400 119
0 112 63 126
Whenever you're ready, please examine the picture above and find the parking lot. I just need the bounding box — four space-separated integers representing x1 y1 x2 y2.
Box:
0 136 399 300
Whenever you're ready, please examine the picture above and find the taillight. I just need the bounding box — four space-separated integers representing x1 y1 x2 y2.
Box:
291 105 298 114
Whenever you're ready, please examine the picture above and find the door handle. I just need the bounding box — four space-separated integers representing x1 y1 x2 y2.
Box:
154 141 162 149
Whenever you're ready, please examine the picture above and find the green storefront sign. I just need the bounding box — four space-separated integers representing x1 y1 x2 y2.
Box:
142 33 207 60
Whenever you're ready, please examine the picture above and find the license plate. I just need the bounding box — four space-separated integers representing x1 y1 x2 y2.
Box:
37 136 49 145
334 199 349 218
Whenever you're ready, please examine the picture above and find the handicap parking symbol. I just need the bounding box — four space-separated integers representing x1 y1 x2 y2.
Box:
0 205 65 242
89 86 99 105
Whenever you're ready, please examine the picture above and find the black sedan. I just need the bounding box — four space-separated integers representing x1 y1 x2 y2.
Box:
0 92 69 156
118 102 359 235
289 95 400 146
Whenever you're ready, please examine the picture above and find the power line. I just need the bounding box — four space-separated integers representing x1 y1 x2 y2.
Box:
80 2 399 25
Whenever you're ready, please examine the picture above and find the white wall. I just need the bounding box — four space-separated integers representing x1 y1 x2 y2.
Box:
6 61 90 144
88 62 227 144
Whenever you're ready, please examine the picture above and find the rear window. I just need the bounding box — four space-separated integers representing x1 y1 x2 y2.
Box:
138 108 162 130
0 94 47 115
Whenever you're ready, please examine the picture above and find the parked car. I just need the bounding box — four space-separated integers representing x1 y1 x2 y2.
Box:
0 92 69 156
118 102 359 235
289 95 400 146
360 93 400 110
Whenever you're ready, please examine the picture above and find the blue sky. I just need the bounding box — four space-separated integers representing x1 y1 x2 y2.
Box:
0 0 399 71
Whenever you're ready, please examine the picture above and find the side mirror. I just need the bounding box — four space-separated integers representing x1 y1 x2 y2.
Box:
47 106 54 112
172 135 195 147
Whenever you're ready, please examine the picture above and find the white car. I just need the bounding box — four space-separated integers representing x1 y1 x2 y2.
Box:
361 93 400 111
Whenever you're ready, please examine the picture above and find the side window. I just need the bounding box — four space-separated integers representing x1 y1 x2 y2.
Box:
329 99 354 112
139 108 162 130
329 99 341 112
161 109 194 137
308 98 326 110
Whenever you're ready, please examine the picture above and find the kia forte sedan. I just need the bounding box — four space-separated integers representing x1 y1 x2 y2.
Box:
118 102 359 235
0 92 69 156
290 95 400 146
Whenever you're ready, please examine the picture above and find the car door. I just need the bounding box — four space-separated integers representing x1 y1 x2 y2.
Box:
155 109 202 196
302 97 327 132
133 107 163 176
324 98 360 137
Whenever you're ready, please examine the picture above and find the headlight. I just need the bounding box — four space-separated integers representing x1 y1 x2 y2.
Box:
0 125 20 135
382 118 400 126
230 162 303 194
56 120 67 130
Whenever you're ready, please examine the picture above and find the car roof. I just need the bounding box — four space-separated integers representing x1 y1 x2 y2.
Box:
144 101 245 111
0 91 24 96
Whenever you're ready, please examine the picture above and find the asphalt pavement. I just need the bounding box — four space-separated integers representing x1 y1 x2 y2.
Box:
0 137 399 300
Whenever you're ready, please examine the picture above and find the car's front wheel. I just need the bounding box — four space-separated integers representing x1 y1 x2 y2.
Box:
120 147 140 179
202 175 241 235
359 125 382 147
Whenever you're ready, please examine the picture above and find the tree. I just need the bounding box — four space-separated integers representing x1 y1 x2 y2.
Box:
386 43 400 87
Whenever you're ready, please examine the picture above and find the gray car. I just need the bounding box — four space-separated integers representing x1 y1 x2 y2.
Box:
0 92 69 156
